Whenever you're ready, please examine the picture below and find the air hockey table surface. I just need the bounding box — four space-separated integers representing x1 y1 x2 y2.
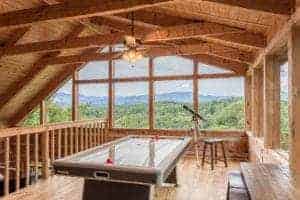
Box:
53 135 191 200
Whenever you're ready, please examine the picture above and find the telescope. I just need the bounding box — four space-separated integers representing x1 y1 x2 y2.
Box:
182 105 206 121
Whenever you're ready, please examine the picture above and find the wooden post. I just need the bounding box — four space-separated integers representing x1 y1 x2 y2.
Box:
15 134 20 191
149 57 154 131
263 55 280 148
251 68 263 137
193 60 199 112
108 46 114 129
40 100 47 125
288 24 300 197
72 70 79 121
25 134 30 186
4 137 10 196
41 130 50 179
245 75 252 131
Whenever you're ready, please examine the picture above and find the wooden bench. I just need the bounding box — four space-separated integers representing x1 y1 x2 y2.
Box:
240 163 296 200
227 170 250 200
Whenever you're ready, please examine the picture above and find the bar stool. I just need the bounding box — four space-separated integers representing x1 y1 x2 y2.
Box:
201 138 228 170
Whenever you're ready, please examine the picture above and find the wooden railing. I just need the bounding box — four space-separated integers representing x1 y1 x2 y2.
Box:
0 119 108 197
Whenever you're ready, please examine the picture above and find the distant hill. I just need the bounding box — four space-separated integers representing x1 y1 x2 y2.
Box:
51 92 236 107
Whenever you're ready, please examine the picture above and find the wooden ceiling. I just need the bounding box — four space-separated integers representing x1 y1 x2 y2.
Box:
0 0 293 127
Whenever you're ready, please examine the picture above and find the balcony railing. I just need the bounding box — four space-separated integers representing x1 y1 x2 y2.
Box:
0 119 108 197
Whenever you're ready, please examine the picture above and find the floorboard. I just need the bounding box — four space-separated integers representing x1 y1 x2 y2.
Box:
3 157 240 200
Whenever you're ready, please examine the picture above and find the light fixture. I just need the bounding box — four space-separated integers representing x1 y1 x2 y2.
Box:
121 12 144 64
122 47 143 64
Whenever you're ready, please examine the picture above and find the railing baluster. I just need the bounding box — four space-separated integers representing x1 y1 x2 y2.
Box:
70 127 74 155
25 134 30 186
4 137 10 196
51 130 55 162
41 130 50 179
64 128 68 157
34 133 39 182
75 126 79 153
80 126 84 151
85 125 88 150
57 129 62 159
93 123 97 146
15 134 21 191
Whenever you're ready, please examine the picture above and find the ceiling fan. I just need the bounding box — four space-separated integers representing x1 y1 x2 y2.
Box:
113 12 173 65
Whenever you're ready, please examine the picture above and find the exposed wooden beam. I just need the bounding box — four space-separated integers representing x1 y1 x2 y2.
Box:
3 33 122 55
0 27 30 56
40 42 253 66
75 72 241 84
8 64 79 126
143 22 266 49
202 0 293 15
102 15 160 29
0 0 173 28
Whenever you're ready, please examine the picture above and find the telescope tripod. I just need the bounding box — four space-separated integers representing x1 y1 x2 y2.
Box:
192 115 201 167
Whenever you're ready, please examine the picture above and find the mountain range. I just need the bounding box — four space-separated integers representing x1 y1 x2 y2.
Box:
51 92 239 107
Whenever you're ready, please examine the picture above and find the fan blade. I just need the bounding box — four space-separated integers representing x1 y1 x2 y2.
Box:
112 52 123 60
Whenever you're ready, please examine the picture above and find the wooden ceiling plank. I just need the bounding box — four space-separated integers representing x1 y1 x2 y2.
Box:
202 0 293 15
0 25 86 113
7 64 80 126
0 0 173 28
0 51 61 113
143 22 266 49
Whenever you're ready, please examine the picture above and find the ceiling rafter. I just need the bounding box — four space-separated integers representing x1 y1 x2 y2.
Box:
2 33 123 55
0 0 174 28
201 0 293 15
143 22 266 49
0 27 30 56
37 42 250 71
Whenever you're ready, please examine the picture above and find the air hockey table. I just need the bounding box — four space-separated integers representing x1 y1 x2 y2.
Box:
53 135 191 200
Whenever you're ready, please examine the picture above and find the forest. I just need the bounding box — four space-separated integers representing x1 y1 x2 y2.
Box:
22 97 289 150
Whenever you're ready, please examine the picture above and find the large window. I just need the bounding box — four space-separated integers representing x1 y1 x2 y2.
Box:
154 80 193 129
280 62 289 150
154 56 193 76
114 58 148 78
78 61 108 80
199 63 232 74
199 78 245 130
79 84 108 120
114 82 149 128
47 79 72 123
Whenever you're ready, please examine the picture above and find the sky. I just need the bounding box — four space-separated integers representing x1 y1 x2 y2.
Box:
58 56 246 97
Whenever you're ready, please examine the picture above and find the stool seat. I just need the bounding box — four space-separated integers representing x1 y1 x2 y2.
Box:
201 137 228 170
203 138 224 143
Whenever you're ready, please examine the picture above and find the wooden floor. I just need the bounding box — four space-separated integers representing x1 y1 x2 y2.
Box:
3 157 240 200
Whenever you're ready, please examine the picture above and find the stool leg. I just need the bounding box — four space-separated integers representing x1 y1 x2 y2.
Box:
202 143 207 167
221 142 228 167
210 144 214 170
215 143 218 164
